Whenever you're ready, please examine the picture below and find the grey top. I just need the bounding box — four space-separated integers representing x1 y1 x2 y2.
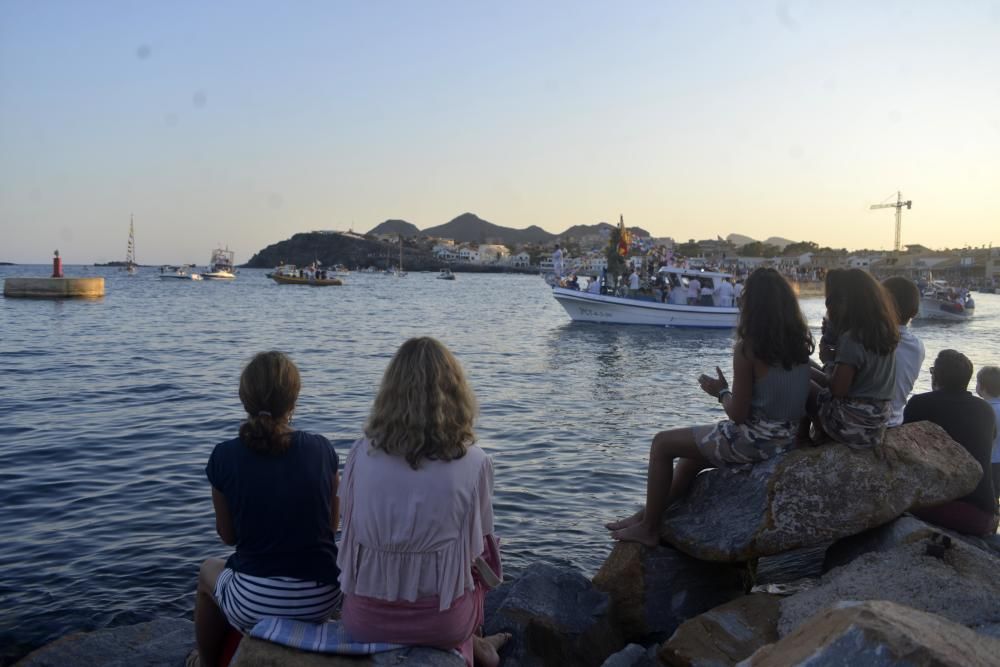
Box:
750 363 811 422
835 331 896 400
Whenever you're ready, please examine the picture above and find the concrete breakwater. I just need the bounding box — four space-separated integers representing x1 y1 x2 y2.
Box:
3 277 105 298
15 422 1000 666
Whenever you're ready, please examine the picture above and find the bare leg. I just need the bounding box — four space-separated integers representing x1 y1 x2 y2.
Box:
611 428 704 547
194 558 230 667
473 632 511 667
606 457 709 530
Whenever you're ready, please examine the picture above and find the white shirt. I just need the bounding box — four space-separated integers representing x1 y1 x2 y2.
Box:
733 283 744 300
670 286 687 304
552 249 563 277
987 398 1000 463
888 325 925 427
629 272 639 290
588 279 601 294
688 279 701 300
716 281 735 307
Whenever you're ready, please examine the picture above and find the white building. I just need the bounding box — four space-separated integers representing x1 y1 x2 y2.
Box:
477 244 510 264
506 252 531 268
433 244 462 262
459 248 480 263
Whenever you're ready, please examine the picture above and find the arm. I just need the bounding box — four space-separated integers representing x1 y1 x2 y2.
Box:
724 342 753 424
330 472 340 534
211 487 237 546
828 364 856 398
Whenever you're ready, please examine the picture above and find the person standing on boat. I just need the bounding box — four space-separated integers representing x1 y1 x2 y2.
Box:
628 268 640 296
552 244 564 279
687 276 701 305
607 269 813 547
716 278 735 308
700 279 715 306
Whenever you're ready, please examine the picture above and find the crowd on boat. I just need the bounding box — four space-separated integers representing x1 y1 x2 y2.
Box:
558 267 743 308
187 269 999 667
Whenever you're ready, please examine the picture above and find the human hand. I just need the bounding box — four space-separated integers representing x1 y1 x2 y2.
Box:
698 366 729 397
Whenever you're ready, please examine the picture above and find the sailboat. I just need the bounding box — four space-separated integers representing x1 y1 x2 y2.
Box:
394 235 407 277
124 215 137 274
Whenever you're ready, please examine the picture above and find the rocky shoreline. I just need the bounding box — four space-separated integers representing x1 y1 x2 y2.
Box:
15 422 1000 666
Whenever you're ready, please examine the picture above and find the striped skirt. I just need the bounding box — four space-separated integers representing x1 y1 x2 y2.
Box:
214 568 342 634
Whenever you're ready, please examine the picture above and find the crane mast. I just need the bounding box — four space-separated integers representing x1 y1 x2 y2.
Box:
869 191 912 252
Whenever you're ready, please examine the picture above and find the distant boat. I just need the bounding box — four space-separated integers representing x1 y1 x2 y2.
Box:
124 215 137 275
203 246 236 280
394 235 407 277
267 264 343 286
917 280 975 322
437 268 456 280
159 265 203 281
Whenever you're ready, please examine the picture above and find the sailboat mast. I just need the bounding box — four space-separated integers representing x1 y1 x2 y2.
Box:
126 214 136 267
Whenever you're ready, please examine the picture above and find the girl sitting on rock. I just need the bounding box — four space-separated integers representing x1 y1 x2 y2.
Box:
337 337 510 667
193 352 341 667
608 268 814 547
808 269 899 447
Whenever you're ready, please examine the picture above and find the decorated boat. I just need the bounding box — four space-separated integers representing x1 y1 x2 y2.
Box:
917 281 975 321
203 246 237 280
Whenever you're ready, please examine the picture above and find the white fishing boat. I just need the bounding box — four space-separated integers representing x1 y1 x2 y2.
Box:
551 267 739 328
437 268 456 280
159 266 203 281
917 281 975 321
202 246 236 280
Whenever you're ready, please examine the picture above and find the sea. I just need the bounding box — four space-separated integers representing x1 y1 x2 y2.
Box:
2 265 998 663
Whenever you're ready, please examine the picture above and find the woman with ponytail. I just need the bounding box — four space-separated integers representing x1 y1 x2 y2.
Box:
192 352 341 666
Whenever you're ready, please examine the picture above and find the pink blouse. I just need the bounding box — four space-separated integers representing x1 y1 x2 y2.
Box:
336 437 494 611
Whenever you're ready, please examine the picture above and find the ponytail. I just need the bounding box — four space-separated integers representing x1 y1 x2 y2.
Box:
239 412 293 455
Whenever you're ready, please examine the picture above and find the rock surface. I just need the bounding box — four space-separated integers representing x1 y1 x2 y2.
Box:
658 594 780 667
14 618 192 667
592 543 745 642
230 638 464 666
661 421 981 561
741 600 1000 667
484 562 621 667
599 643 658 667
779 537 1000 637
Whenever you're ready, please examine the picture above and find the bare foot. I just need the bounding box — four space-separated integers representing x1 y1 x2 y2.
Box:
605 509 644 531
611 522 660 547
473 632 511 667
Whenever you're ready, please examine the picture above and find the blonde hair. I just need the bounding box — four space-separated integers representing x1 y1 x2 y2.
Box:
238 351 300 455
366 337 477 469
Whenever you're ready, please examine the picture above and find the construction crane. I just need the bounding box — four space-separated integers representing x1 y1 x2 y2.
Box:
870 191 912 252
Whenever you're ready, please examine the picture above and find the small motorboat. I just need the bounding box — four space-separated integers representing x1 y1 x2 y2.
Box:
918 282 975 321
159 266 203 281
437 268 456 280
332 264 351 276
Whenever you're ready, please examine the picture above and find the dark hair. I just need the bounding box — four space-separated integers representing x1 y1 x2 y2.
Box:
238 351 300 454
737 268 814 369
933 349 973 392
825 269 899 355
882 276 920 324
977 366 1000 397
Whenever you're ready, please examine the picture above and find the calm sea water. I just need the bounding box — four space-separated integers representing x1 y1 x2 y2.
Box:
2 265 998 662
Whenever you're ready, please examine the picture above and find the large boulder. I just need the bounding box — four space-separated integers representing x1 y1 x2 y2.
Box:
230 639 463 666
14 618 193 667
592 543 745 642
658 594 780 667
483 562 622 667
779 537 1000 637
741 600 1000 667
661 421 981 562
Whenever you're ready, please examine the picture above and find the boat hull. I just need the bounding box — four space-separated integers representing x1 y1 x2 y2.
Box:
269 274 343 286
551 288 738 328
160 274 202 281
202 271 236 280
918 297 974 321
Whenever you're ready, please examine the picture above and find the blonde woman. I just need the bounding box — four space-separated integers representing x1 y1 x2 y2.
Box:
193 352 341 667
338 338 510 667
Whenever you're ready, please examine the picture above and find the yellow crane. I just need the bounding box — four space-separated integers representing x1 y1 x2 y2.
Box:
870 191 912 252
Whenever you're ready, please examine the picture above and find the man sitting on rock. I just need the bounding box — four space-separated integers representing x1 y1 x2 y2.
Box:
903 349 999 536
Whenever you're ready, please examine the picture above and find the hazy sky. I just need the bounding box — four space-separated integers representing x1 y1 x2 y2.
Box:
1 1 998 264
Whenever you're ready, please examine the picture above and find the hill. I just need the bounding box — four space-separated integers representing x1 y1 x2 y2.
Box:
367 219 420 237
558 222 650 240
421 213 556 245
763 236 796 250
727 233 757 246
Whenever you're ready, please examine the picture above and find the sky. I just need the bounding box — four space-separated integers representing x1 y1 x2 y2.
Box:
1 1 998 264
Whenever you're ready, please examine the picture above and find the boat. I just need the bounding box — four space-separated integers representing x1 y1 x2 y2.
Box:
551 267 739 328
159 266 203 281
917 280 975 321
123 215 137 274
394 235 407 277
437 268 456 280
267 264 343 286
202 246 237 280
332 264 351 276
